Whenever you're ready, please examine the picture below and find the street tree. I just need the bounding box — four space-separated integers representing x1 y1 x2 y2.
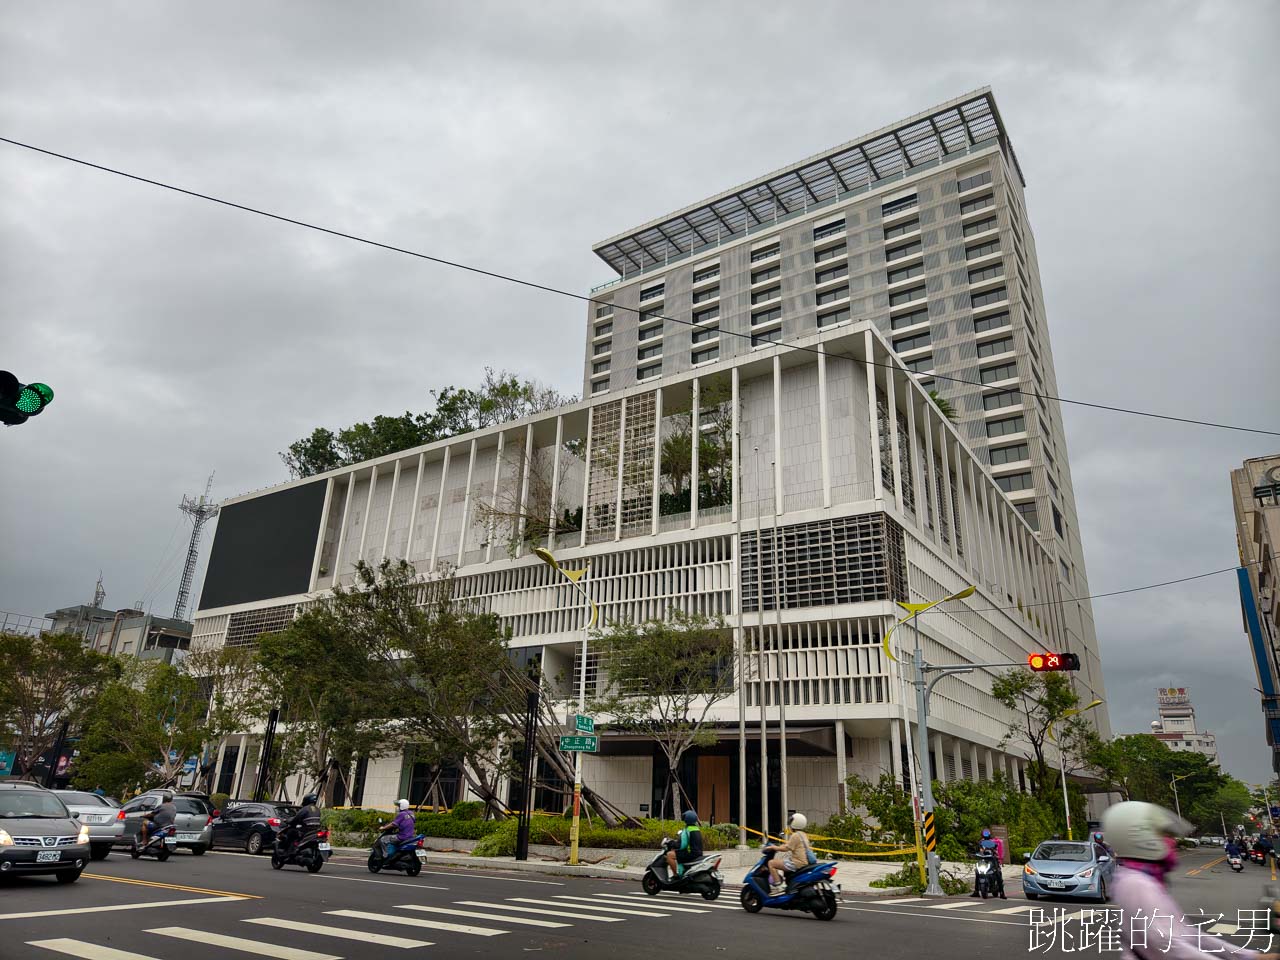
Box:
990 669 1083 800
73 660 225 797
0 632 119 780
588 611 736 818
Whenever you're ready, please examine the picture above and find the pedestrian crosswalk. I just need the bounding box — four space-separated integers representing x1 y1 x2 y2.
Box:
23 887 732 958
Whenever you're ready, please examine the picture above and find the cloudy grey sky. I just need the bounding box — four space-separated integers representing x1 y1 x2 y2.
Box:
2 2 1277 779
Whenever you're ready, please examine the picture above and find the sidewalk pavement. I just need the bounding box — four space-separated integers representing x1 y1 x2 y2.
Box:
334 845 1020 896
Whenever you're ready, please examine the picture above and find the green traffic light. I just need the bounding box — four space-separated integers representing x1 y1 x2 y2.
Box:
15 386 43 414
30 383 53 404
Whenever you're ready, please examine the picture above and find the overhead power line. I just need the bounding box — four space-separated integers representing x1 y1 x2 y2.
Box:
3 135 1276 438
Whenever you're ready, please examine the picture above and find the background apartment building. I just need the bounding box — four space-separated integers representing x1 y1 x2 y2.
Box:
1233 454 1280 776
583 88 1105 728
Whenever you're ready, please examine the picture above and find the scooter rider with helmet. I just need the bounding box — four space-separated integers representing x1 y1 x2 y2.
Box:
970 828 1007 898
278 793 322 853
666 810 703 881
1105 801 1280 958
763 813 816 896
137 790 177 850
378 799 416 858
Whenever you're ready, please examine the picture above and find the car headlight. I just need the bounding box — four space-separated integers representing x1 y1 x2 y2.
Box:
0 829 12 847
1023 864 1037 876
1077 867 1094 879
77 825 90 844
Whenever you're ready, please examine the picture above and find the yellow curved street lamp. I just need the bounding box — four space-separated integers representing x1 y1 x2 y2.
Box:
1051 699 1104 840
881 585 976 663
533 547 598 865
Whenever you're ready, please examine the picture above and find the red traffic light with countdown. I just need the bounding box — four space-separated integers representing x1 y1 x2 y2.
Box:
1027 652 1081 672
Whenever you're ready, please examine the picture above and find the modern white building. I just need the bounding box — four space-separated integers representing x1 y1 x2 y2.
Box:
192 89 1107 828
1150 687 1219 765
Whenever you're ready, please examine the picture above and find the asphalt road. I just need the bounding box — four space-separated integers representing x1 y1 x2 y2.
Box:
0 846 1273 959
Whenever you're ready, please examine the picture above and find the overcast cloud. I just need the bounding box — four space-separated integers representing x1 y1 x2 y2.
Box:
2 1 1277 780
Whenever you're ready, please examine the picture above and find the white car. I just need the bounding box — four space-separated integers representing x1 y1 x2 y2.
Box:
53 790 124 861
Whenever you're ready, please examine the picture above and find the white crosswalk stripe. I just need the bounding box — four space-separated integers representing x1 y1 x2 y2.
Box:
244 918 432 948
454 900 625 922
395 904 570 928
614 892 740 910
1207 923 1240 935
530 897 671 917
989 904 1039 915
876 897 930 904
556 895 710 915
926 901 984 910
27 942 163 960
145 927 339 960
326 909 507 937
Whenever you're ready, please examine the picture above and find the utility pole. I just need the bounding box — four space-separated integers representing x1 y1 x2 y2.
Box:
734 430 748 849
771 459 788 834
753 447 768 839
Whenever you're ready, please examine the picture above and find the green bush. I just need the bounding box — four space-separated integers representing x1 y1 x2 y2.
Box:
210 793 230 815
449 800 486 821
870 860 968 895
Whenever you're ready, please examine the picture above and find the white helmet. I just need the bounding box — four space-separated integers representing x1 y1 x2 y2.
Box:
1101 801 1190 861
398 799 410 811
789 813 807 831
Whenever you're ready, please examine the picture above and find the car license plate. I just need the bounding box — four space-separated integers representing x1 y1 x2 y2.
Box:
36 851 61 863
177 833 201 841
1045 880 1066 889
164 837 178 846
415 849 428 861
83 815 107 823
317 842 331 852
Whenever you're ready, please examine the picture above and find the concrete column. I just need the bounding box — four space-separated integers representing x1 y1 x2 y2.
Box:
580 407 594 548
690 379 699 529
356 464 377 567
952 738 964 783
548 416 563 550
864 330 883 506
483 434 503 564
651 388 663 536
615 398 627 540
380 459 401 563
457 438 478 563
231 733 249 798
932 736 946 785
308 477 335 591
886 364 904 513
517 423 535 556
970 742 981 784
730 370 740 523
332 472 355 581
430 445 451 571
403 453 425 562
818 344 831 508
834 719 848 813
904 385 922 530
938 425 957 562
923 400 937 544
772 356 784 515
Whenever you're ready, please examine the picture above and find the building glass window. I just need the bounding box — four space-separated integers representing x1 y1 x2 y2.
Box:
592 378 609 394
971 287 1007 308
751 327 782 346
904 355 933 373
637 343 663 361
692 264 720 283
884 218 919 240
637 362 662 380
980 361 1018 384
751 285 781 305
977 336 1014 358
817 285 849 306
968 263 1004 284
594 302 614 319
813 219 845 241
640 283 664 301
964 216 997 237
960 194 995 215
887 240 922 262
815 243 846 263
750 244 780 263
638 322 663 342
1052 503 1065 538
640 306 664 321
989 442 1029 465
996 472 1033 493
889 285 926 307
818 306 850 327
973 311 1010 333
982 389 1020 411
882 194 918 217
957 170 992 192
752 306 782 326
815 263 848 284
966 239 1000 259
1014 501 1039 530
986 415 1025 438
752 265 780 284
692 286 719 304
692 345 719 364
890 307 929 330
594 321 612 337
692 324 719 343
893 331 931 353
592 341 611 357
888 262 925 284
693 305 719 325
592 359 610 374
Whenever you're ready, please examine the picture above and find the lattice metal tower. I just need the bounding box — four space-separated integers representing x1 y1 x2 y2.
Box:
174 473 219 622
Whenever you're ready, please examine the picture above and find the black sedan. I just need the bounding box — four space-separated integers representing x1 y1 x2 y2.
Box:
210 801 298 854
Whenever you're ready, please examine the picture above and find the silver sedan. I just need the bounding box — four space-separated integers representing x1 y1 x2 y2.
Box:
53 790 123 861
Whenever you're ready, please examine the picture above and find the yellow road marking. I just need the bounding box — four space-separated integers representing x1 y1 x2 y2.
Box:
1271 857 1277 882
1187 856 1226 877
82 873 261 899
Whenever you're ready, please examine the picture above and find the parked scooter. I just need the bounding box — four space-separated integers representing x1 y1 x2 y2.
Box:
640 838 724 900
369 832 427 876
271 828 332 873
739 851 839 920
974 848 1000 898
130 823 177 861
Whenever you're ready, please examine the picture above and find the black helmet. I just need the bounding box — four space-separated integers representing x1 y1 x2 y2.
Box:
302 793 319 806
682 810 698 826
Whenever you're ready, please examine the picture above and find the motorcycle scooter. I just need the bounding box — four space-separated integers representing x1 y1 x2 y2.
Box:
369 832 428 876
130 824 177 861
271 828 332 873
974 848 1001 898
1229 853 1244 872
739 851 840 920
640 837 724 899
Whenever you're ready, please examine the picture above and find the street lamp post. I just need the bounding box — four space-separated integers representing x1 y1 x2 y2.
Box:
533 547 598 867
1050 699 1104 841
1170 773 1192 823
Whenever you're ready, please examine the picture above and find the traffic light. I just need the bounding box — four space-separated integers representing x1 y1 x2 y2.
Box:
0 371 54 426
1028 652 1081 672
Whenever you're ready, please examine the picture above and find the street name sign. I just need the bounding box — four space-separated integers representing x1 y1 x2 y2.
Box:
559 735 598 752
575 714 595 733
